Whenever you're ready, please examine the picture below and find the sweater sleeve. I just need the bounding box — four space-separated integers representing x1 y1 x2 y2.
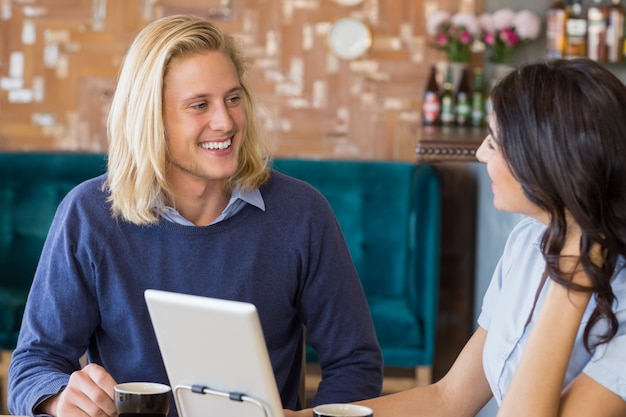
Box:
8 185 103 417
297 193 384 405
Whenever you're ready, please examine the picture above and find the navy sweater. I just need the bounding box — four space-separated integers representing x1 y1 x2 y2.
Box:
9 170 383 417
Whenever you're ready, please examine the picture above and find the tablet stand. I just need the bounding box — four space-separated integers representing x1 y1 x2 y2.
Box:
173 384 274 417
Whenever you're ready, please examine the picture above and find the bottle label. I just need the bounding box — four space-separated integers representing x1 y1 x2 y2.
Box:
440 95 454 125
422 92 441 124
455 92 471 125
567 19 587 36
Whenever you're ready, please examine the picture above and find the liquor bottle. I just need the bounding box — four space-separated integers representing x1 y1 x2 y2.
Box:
454 68 471 127
484 79 495 127
421 65 441 126
607 0 624 62
587 0 609 61
470 68 486 128
546 0 567 59
565 0 588 58
439 67 455 127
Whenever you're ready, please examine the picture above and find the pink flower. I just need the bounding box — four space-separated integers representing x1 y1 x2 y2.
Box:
478 8 542 63
483 32 496 46
436 33 449 45
426 9 479 62
499 27 519 46
459 31 473 44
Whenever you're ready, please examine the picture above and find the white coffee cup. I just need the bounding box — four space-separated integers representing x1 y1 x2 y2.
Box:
313 403 374 417
114 382 171 417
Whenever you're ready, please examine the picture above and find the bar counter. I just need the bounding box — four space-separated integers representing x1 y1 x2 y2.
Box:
416 126 487 163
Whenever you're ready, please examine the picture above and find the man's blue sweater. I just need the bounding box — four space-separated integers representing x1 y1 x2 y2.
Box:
9 170 383 416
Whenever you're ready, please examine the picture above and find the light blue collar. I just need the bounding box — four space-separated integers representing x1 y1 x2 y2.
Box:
161 188 265 226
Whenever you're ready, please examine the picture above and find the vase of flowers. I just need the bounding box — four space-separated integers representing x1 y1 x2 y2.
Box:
426 11 481 63
478 9 541 65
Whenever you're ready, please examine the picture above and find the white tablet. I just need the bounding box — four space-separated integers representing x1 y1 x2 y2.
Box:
144 289 285 417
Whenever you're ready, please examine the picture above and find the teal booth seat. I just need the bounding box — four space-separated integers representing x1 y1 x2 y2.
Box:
0 154 441 391
272 159 441 381
0 152 108 351
0 152 108 413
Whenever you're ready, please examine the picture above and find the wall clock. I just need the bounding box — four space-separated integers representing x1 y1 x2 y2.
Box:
327 17 372 60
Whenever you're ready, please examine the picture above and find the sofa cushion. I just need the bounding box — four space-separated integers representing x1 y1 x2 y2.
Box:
0 152 108 350
0 289 26 347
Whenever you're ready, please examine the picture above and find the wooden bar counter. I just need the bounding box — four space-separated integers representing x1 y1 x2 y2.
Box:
416 126 485 380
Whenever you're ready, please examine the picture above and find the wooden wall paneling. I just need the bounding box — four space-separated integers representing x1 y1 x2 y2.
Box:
0 0 485 160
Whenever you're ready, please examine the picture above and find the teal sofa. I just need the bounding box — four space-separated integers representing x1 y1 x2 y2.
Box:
0 153 108 351
0 153 441 409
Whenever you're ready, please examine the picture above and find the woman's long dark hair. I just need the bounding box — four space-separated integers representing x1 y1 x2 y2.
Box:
491 58 626 352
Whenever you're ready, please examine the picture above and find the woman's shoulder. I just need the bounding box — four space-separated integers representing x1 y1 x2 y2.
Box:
499 217 545 267
505 217 545 248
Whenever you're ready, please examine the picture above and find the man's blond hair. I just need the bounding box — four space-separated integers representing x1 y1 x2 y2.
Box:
104 14 270 225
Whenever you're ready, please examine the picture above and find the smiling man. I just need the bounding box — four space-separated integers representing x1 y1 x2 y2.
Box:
8 15 383 417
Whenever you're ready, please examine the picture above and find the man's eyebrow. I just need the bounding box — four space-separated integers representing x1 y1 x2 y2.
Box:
182 86 243 102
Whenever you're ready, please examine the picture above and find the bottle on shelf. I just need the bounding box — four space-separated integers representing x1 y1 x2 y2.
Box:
564 0 588 58
421 65 441 126
587 0 609 61
484 78 495 127
454 68 471 127
439 67 455 127
607 0 625 62
546 0 567 59
471 68 486 128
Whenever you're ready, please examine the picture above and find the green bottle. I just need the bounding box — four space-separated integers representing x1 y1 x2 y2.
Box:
471 68 486 128
454 68 471 127
439 67 455 127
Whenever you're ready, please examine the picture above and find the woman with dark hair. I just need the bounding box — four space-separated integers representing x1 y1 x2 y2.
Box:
288 58 626 416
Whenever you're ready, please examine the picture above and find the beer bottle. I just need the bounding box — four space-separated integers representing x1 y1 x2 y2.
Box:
421 65 441 126
587 0 609 61
471 68 486 128
546 0 567 59
454 68 471 127
607 0 624 62
565 0 588 58
439 67 455 127
484 79 494 127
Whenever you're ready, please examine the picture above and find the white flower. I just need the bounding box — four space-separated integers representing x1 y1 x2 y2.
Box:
451 12 480 35
426 10 451 36
514 9 541 40
478 12 496 34
492 8 516 30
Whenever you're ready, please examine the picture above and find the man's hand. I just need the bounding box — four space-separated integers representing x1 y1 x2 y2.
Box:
37 363 118 417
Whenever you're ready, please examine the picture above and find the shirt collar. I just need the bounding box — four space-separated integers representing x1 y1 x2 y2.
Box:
160 188 265 226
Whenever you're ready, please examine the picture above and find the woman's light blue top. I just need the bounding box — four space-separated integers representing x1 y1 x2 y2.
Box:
478 217 626 404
